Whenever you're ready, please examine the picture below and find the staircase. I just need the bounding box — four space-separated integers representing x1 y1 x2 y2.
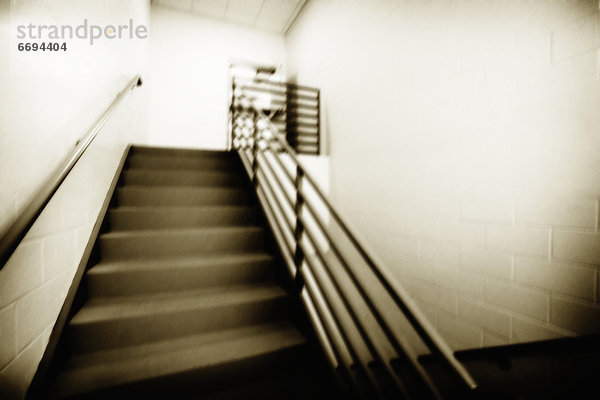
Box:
44 147 340 399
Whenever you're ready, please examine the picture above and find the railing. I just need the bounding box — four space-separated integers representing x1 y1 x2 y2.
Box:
231 77 320 155
0 75 142 269
231 90 478 399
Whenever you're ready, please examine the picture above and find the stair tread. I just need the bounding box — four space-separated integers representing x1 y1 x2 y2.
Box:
44 146 337 398
116 185 249 200
130 146 234 157
122 168 246 187
65 321 302 369
110 205 255 211
53 322 305 397
70 284 287 325
116 185 250 207
126 154 239 171
124 168 241 176
100 226 263 239
118 184 246 191
88 253 273 275
108 206 256 230
128 153 235 162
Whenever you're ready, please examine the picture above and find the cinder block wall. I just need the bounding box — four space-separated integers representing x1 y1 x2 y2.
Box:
0 0 151 397
286 0 600 349
0 89 147 400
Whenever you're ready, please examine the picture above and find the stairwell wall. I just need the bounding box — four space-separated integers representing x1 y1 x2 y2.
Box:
147 5 286 150
285 0 600 350
0 1 150 398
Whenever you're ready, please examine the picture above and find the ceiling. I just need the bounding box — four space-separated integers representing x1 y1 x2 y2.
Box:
153 0 307 34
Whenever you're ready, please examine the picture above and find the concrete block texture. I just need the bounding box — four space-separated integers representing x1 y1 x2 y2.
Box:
511 317 571 342
0 305 17 370
0 334 44 400
516 196 597 229
483 280 549 321
485 225 549 258
287 0 600 349
457 298 511 339
514 256 596 300
553 230 600 265
0 77 148 398
550 297 600 333
460 247 513 281
0 241 43 309
14 273 69 353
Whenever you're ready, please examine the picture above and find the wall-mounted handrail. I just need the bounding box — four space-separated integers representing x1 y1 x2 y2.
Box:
0 75 142 269
232 86 478 398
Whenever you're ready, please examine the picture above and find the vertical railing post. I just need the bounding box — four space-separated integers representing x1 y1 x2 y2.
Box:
316 89 321 155
251 113 259 188
229 81 236 151
294 165 305 289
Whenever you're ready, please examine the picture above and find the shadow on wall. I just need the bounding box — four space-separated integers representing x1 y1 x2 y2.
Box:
0 0 150 397
285 0 600 349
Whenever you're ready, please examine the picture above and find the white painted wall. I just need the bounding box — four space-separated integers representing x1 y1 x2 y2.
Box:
147 5 285 150
1 0 150 236
286 0 600 349
0 1 150 398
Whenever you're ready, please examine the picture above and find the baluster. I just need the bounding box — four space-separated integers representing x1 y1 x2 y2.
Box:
251 112 258 188
294 165 305 289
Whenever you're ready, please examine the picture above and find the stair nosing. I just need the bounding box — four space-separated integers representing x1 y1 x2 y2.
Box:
65 321 301 368
127 154 236 161
100 226 263 239
129 150 234 157
69 284 287 325
54 322 305 397
117 184 248 191
109 205 256 212
87 253 274 275
123 167 241 176
126 155 239 167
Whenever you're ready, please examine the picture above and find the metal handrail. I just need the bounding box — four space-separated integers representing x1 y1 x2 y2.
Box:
232 78 320 155
235 76 319 93
0 75 142 269
233 86 478 398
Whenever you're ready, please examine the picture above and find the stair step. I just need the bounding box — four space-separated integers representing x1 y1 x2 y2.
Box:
86 253 275 297
117 186 250 207
122 168 246 187
39 146 342 399
127 154 239 171
109 206 257 231
67 285 289 354
130 146 234 158
99 227 264 260
186 369 333 400
52 322 306 399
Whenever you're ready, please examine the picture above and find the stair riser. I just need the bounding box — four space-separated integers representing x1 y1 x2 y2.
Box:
127 155 238 171
87 262 275 297
117 188 250 207
100 230 264 260
44 148 338 400
109 209 256 231
68 298 289 354
130 147 234 158
122 170 246 187
57 346 308 399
